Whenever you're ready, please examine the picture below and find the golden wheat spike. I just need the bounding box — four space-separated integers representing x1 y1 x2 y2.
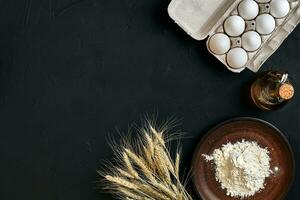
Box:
105 175 138 190
116 168 134 179
122 152 139 179
125 148 157 182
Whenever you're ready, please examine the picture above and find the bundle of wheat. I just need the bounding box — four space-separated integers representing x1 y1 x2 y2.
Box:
99 121 192 200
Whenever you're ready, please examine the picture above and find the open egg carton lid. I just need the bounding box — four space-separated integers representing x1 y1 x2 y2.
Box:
168 0 300 72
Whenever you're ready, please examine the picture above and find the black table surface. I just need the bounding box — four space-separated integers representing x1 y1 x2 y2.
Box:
0 0 299 200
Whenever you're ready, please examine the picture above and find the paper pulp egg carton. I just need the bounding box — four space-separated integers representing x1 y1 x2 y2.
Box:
168 0 300 73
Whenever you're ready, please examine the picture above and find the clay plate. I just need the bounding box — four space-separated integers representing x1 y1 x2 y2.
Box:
192 117 295 200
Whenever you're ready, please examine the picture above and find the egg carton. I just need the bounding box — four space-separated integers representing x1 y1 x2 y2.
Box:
168 0 300 73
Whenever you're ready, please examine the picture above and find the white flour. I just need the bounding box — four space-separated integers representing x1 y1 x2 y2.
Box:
203 140 271 198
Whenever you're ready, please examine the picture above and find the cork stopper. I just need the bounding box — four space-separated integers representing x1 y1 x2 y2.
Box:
279 83 294 100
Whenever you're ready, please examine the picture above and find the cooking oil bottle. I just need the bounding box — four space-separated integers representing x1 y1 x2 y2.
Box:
251 70 294 111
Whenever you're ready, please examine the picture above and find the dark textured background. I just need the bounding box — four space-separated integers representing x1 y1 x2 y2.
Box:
0 0 299 199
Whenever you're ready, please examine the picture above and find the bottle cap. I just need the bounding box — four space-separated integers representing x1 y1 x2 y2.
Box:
279 83 294 100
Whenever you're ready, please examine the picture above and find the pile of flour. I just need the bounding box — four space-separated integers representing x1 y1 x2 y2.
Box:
203 140 271 198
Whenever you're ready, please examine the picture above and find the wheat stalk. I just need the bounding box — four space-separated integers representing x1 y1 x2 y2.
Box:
105 175 139 190
99 120 192 200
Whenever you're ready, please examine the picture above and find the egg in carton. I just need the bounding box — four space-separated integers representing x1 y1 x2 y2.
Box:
168 0 300 73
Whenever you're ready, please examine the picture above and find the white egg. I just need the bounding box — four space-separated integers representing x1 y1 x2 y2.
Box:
255 14 276 35
224 16 246 37
270 0 290 18
208 33 231 55
255 0 270 2
241 31 262 51
238 0 259 20
226 48 248 69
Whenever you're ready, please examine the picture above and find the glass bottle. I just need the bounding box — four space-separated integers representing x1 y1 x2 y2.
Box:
251 70 294 111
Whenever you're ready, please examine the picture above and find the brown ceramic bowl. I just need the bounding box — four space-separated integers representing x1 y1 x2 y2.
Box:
192 117 294 200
